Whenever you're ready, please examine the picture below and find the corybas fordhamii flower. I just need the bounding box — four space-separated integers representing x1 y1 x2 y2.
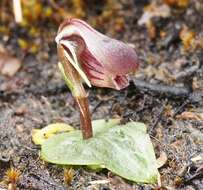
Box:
56 18 139 139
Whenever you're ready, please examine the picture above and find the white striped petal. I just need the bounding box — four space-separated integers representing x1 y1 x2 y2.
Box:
60 40 91 87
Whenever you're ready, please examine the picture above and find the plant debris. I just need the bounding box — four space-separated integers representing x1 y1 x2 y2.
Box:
4 168 21 190
0 49 21 77
163 0 189 8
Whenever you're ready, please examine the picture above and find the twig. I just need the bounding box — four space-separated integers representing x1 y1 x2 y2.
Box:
1 79 202 104
18 173 66 190
184 164 203 184
91 100 103 113
0 83 67 102
173 100 188 117
48 0 61 11
173 91 203 116
149 101 166 135
175 64 200 81
12 0 23 23
132 79 190 97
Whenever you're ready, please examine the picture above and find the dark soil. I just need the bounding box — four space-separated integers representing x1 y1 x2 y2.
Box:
0 0 203 189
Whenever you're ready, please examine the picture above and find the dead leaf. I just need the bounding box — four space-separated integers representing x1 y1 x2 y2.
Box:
138 3 171 26
191 154 203 164
179 25 203 52
89 179 110 185
157 151 168 168
138 2 171 40
180 26 196 50
186 125 203 143
0 50 21 77
176 112 203 121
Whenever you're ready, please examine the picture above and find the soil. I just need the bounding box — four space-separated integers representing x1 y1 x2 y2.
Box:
0 0 203 189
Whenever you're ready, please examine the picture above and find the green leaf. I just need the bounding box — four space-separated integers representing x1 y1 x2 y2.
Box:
32 123 74 145
40 119 158 183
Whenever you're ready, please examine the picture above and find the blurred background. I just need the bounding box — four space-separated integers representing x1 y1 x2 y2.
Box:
0 0 203 86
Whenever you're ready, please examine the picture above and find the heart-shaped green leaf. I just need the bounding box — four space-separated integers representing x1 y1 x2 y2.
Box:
38 119 158 183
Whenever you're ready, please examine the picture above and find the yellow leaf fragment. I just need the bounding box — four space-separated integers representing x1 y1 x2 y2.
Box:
18 38 29 50
180 26 203 51
180 27 196 50
32 123 74 145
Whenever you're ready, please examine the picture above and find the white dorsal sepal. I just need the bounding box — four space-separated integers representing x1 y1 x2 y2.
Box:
60 40 91 87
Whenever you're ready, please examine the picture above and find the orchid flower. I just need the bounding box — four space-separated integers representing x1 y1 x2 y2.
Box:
56 18 139 139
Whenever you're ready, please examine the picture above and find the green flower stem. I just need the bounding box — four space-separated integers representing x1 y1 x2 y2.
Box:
58 44 93 139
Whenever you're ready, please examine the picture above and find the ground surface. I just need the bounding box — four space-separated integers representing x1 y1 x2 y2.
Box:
0 0 203 189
